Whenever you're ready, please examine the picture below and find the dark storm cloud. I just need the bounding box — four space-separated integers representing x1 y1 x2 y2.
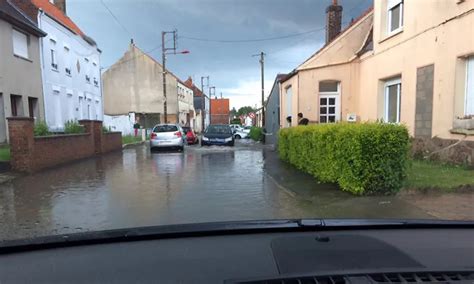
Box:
68 0 372 108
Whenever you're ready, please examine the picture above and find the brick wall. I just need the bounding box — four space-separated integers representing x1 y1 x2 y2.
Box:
7 118 122 173
102 132 122 153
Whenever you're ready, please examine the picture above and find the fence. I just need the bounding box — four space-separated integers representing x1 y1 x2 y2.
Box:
8 117 122 173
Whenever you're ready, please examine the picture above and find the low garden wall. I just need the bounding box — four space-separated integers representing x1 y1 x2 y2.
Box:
278 123 410 195
8 117 122 173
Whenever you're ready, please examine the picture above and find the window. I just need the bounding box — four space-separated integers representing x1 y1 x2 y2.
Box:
10 95 22 117
86 75 91 83
387 0 403 34
28 97 38 119
12 30 29 59
319 81 340 123
384 78 402 123
466 56 474 115
64 46 71 76
51 49 58 70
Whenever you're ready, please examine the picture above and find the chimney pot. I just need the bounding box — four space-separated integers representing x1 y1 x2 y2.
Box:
326 0 343 44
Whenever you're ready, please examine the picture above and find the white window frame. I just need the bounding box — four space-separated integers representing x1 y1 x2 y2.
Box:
12 29 29 59
466 56 474 115
319 81 341 123
384 78 402 123
387 0 404 35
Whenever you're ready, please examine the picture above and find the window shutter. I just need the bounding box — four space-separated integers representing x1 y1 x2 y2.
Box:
12 30 28 58
466 56 474 115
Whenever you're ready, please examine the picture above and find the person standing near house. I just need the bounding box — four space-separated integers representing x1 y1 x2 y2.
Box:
298 113 309 125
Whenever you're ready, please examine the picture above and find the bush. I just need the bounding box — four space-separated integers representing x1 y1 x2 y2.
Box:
34 121 51 136
278 122 410 195
64 120 84 134
249 126 263 141
102 126 110 133
231 118 241 124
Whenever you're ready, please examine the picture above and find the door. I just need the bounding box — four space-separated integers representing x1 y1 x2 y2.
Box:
286 87 292 126
78 97 84 119
0 94 5 143
319 95 339 123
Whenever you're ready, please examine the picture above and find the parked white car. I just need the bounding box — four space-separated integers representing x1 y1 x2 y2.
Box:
233 129 249 139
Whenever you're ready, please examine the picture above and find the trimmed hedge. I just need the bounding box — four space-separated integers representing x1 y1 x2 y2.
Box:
249 126 263 141
278 123 410 195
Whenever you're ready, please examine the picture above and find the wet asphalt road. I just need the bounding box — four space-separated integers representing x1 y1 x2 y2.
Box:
0 140 433 241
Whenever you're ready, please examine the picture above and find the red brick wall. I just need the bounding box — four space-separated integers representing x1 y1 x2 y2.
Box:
33 134 94 170
7 118 123 173
102 132 122 153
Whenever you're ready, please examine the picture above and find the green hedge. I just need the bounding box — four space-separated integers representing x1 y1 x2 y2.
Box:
249 126 263 141
278 123 410 195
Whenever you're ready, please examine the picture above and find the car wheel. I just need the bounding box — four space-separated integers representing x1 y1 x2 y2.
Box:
235 135 241 139
178 146 184 151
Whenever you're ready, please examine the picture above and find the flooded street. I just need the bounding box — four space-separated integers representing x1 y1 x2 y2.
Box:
0 140 434 241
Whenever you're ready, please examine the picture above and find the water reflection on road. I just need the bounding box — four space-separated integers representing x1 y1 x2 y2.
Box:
0 141 433 240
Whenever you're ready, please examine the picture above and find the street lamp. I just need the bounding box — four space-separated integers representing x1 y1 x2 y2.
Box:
162 30 189 123
209 86 216 125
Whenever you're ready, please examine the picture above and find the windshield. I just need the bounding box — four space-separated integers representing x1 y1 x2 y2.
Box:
153 125 178 133
1 0 473 242
205 125 232 134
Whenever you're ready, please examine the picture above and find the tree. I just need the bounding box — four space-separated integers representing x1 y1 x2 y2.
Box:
236 106 256 117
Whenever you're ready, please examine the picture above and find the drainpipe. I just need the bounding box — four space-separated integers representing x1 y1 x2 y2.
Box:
38 9 47 126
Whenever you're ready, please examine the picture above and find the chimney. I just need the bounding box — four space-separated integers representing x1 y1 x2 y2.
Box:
326 0 342 44
54 0 66 14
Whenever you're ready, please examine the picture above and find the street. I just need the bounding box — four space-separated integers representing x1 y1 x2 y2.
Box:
0 140 440 240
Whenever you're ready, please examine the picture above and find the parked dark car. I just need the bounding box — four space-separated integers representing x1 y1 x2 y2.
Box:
182 127 199 145
201 125 234 146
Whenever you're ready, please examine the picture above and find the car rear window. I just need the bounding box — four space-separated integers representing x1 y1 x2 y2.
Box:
153 125 178 133
206 125 232 134
182 127 191 132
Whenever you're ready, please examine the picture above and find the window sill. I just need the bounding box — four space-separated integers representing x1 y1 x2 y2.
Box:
379 28 403 44
13 54 32 62
51 68 59 73
450 128 474 136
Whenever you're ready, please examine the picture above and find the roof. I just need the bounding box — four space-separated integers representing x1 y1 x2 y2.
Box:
0 0 46 36
30 0 84 36
184 77 204 97
280 6 374 83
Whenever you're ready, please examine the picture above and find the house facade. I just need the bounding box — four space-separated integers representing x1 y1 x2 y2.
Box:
184 77 210 131
264 74 286 145
177 80 196 127
103 42 179 128
16 0 103 131
0 0 46 143
280 0 474 146
210 97 229 125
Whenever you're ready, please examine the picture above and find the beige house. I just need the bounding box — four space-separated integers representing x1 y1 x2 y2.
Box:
281 0 474 145
103 42 179 127
0 0 46 143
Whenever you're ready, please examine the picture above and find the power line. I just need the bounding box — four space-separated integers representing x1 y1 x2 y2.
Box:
100 0 132 36
180 27 326 43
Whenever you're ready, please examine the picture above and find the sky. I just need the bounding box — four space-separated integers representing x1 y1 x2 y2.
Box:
68 0 372 109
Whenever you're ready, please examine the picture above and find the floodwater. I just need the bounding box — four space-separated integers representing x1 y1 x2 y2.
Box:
0 140 433 241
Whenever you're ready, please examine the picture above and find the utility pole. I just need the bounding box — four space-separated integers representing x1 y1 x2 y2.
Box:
200 76 209 130
161 30 187 124
253 52 266 128
209 86 215 125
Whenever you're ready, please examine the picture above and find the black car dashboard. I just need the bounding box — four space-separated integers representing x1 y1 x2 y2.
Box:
0 222 473 283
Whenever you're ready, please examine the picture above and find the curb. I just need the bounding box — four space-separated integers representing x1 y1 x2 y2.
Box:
122 140 147 149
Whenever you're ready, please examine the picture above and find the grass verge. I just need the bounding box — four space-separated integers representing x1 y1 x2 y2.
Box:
122 135 143 145
405 160 474 191
0 145 10 161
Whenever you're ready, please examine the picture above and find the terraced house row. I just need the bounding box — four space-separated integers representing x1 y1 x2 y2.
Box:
0 0 102 143
266 0 474 163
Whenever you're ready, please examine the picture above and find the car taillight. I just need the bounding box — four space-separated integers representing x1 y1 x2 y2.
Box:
174 131 182 137
150 133 157 139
